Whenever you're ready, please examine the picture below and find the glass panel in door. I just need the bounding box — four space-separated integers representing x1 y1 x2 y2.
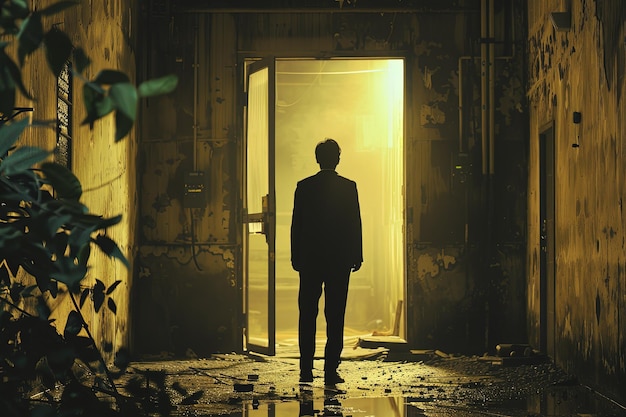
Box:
244 59 276 355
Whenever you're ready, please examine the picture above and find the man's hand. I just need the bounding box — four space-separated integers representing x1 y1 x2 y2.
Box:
352 262 362 272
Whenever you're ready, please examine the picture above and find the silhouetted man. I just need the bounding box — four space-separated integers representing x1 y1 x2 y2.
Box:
291 138 363 385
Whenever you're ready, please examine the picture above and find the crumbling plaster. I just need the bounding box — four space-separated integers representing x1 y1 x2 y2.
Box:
526 0 626 402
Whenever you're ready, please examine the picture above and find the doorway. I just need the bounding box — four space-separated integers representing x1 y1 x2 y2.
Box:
539 123 555 359
244 58 405 355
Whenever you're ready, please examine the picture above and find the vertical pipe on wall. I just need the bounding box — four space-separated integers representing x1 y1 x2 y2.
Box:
488 0 495 175
193 15 199 171
480 0 488 176
458 57 467 154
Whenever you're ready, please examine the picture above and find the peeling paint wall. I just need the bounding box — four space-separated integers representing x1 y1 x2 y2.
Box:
136 1 528 358
135 11 240 356
527 0 626 403
10 0 138 362
407 1 528 353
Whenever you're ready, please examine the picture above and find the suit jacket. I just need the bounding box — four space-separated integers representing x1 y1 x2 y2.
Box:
291 170 363 272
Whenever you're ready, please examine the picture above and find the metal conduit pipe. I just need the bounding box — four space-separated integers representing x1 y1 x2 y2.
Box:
190 16 202 271
488 0 495 175
458 0 515 155
193 16 199 171
480 0 488 176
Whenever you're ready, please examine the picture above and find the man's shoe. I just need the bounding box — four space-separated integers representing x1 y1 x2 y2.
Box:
324 371 344 385
299 370 314 383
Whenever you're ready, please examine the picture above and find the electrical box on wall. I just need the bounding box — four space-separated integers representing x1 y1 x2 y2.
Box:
452 153 471 188
183 171 207 208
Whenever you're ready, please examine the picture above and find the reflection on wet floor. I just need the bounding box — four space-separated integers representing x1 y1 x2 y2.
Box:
215 386 626 417
238 396 416 417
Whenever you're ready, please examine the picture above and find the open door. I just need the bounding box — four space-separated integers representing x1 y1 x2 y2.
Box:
243 57 405 356
243 59 276 355
539 123 555 359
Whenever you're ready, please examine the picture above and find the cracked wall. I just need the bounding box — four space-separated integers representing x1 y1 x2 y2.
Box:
526 0 626 403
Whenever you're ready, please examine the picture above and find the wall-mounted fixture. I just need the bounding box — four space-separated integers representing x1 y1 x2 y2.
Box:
550 11 571 31
572 111 581 148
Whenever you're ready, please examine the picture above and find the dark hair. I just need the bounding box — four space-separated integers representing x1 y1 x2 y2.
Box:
315 138 341 168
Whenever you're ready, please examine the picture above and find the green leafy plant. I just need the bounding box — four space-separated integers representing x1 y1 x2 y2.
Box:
0 1 187 415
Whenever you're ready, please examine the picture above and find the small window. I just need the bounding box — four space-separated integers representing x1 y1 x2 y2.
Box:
55 61 72 169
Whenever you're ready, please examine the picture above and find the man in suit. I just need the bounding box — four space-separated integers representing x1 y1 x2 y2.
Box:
290 138 363 385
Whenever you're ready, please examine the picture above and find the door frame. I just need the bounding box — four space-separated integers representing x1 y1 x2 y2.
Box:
239 53 408 354
242 57 277 355
539 121 556 359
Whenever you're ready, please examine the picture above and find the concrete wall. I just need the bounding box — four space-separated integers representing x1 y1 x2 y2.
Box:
526 0 626 403
135 0 529 357
9 0 138 362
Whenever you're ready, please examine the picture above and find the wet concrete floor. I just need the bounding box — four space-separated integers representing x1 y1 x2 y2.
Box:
124 350 626 416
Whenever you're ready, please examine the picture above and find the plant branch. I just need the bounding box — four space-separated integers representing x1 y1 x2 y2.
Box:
0 295 33 317
68 291 122 401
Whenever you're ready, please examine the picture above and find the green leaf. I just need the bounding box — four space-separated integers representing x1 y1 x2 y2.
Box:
75 242 90 266
45 214 72 237
138 74 179 97
0 1 29 35
7 0 29 16
79 288 89 308
43 28 73 78
72 47 90 74
107 297 117 314
97 214 123 229
17 11 43 66
93 279 105 312
50 258 87 292
110 82 137 119
0 146 50 175
47 231 69 258
0 45 34 115
0 79 16 117
110 83 137 141
106 280 122 295
1 47 33 99
68 224 97 254
114 110 133 142
94 234 129 268
0 229 22 249
0 117 29 156
40 1 79 16
95 95 114 118
40 162 82 200
93 69 129 85
0 56 16 115
64 310 83 338
81 83 112 127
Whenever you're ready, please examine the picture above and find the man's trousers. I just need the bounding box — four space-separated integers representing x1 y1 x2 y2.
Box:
298 268 351 373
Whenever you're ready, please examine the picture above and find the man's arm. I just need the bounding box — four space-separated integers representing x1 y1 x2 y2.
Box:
352 182 363 271
290 185 302 271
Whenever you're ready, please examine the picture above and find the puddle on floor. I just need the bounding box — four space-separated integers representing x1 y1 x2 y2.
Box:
188 386 626 416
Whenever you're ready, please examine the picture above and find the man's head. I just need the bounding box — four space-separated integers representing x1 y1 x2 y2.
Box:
315 138 341 169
